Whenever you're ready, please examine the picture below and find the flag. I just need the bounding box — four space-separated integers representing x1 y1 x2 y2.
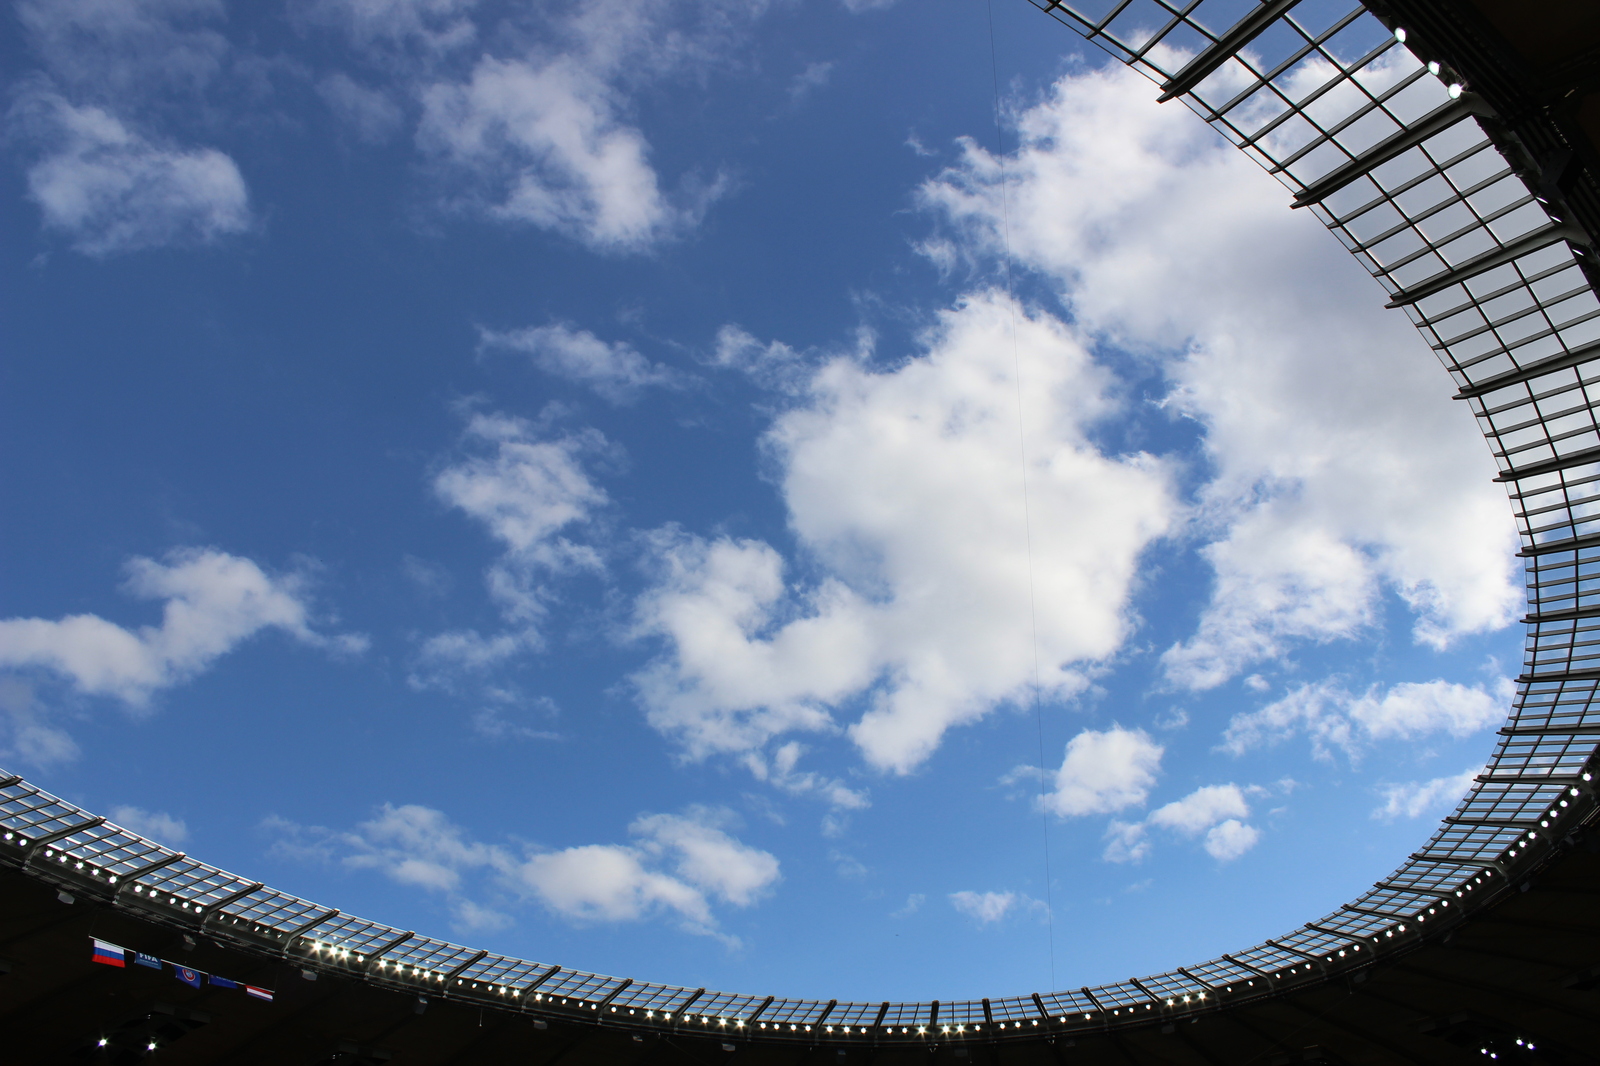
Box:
209 975 238 989
245 985 274 1002
90 939 125 967
133 952 162 970
173 965 202 988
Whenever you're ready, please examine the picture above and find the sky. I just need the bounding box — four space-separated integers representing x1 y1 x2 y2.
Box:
0 0 1526 1004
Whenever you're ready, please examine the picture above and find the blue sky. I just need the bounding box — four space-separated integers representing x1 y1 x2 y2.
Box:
0 0 1524 1003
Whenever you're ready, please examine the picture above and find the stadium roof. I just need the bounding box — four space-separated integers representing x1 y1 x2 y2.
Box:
4 0 1600 1061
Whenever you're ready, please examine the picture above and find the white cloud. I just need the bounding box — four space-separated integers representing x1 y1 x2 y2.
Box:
410 0 776 250
1147 783 1248 834
1103 782 1261 863
743 741 869 811
949 889 1016 924
0 548 354 706
16 0 228 96
788 61 834 104
295 0 476 55
0 678 78 767
432 411 611 626
634 292 1177 774
479 323 676 403
918 59 1519 692
1202 818 1260 861
1042 726 1164 818
417 54 690 251
1375 768 1478 820
318 73 405 144
276 801 778 937
891 892 924 918
109 805 189 845
14 92 250 257
1223 677 1511 759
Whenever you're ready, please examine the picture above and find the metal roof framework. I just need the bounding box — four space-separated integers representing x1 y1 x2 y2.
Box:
3 0 1600 1049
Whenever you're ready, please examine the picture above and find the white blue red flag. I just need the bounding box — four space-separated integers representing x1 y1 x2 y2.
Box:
245 984 274 1002
90 939 125 967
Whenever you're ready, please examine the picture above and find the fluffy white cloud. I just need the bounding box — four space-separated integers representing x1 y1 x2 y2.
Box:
276 802 778 937
1043 726 1164 818
109 805 189 845
432 411 611 624
634 292 1177 773
919 60 1519 691
480 323 676 403
1223 678 1511 759
1104 782 1261 863
15 92 250 257
1375 768 1478 820
0 548 355 706
418 54 689 250
410 0 776 250
949 890 1016 924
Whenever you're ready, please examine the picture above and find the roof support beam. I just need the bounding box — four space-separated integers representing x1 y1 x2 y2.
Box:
1517 667 1600 683
1496 443 1600 483
1387 223 1590 309
1156 0 1300 102
1501 722 1600 735
1457 339 1600 401
1293 97 1485 209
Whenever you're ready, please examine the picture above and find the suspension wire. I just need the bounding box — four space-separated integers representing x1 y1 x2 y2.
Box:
985 0 1056 989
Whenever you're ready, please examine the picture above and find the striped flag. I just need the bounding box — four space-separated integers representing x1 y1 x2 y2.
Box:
90 939 126 967
245 985 274 1002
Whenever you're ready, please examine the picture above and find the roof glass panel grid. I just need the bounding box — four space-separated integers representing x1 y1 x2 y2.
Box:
1135 971 1207 1000
1177 956 1257 987
939 1001 987 1026
1099 0 1175 55
532 970 612 1001
1231 942 1308 973
52 824 172 875
1277 927 1351 958
1387 862 1473 894
607 982 685 1012
138 858 256 904
878 1002 931 1028
685 990 766 1018
303 914 405 956
1309 909 1387 938
829 1002 882 1027
1348 886 1431 917
1038 989 1098 1017
988 997 1042 1023
0 789 92 840
227 889 332 933
758 998 821 1025
1084 982 1151 1010
385 936 481 974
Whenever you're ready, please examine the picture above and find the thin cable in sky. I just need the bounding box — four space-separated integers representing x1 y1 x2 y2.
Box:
986 0 1056 990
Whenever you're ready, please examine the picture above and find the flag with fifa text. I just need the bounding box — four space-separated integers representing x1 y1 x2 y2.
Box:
90 939 125 967
133 951 162 970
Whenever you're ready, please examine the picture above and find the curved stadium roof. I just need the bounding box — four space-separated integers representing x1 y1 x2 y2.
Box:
4 0 1600 1061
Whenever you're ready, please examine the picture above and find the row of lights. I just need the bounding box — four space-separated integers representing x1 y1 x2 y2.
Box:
130 884 204 917
37 846 122 885
1391 28 1465 99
